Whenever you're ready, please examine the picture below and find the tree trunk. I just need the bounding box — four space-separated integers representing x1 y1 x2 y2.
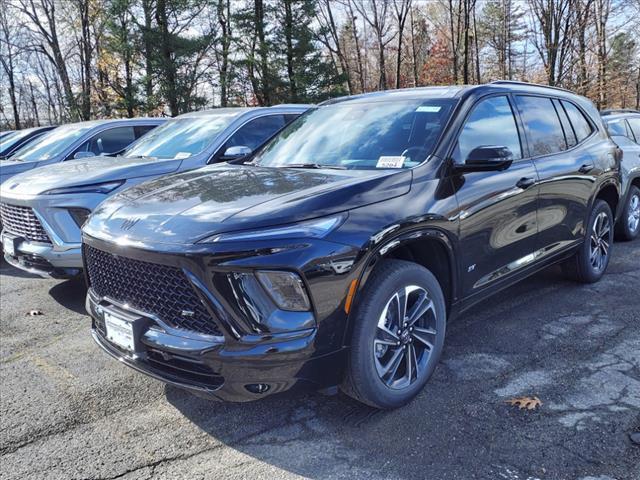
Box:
155 0 179 115
283 0 297 101
142 0 154 112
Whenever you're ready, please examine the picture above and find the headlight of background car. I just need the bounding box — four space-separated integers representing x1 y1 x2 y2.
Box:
42 180 124 195
255 270 311 311
200 215 345 243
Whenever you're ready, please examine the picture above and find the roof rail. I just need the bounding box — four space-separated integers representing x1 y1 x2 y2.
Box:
489 80 574 95
600 108 640 116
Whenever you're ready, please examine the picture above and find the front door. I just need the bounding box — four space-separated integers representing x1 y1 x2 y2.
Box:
450 94 540 298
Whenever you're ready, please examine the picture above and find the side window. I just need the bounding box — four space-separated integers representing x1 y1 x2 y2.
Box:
453 95 522 163
515 95 566 156
134 125 157 139
561 101 593 142
553 99 577 148
213 115 287 162
627 118 640 143
74 127 136 157
605 119 629 137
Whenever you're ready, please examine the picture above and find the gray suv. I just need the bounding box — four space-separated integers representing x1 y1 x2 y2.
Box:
0 106 308 277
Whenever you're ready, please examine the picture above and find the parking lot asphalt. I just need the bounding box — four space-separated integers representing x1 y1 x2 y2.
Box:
0 240 639 480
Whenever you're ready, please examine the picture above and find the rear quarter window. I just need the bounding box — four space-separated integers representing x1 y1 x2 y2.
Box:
561 101 593 142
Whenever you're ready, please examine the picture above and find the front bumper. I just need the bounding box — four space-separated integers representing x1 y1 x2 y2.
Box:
87 291 346 401
2 232 81 278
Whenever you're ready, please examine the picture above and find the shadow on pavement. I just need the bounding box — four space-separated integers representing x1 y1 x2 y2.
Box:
49 276 87 315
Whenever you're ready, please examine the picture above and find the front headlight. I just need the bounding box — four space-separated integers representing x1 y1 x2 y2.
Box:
255 270 311 311
43 180 124 195
200 215 345 243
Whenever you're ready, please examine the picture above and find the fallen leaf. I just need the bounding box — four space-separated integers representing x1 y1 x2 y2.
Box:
26 309 43 316
506 396 542 410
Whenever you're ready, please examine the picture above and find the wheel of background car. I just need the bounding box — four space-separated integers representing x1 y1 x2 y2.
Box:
616 185 640 241
563 199 614 283
341 259 446 409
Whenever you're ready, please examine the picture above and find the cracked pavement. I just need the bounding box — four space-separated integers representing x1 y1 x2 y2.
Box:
1 240 639 480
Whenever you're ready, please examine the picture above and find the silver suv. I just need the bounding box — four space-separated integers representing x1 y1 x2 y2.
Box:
0 106 308 277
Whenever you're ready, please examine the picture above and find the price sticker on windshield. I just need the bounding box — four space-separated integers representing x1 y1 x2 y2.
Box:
376 156 405 169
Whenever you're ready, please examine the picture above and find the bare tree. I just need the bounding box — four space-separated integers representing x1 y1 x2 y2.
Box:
354 0 395 90
393 0 412 89
0 3 21 128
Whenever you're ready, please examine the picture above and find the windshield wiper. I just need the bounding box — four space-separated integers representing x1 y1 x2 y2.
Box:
279 163 347 170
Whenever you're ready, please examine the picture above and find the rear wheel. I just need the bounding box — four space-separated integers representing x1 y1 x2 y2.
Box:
342 260 446 409
616 185 640 241
564 199 614 283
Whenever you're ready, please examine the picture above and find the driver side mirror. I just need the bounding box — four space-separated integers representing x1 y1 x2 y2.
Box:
221 145 252 160
74 151 95 159
454 145 513 173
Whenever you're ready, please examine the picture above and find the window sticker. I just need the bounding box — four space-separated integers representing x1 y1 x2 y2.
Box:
416 106 442 113
174 152 192 159
376 156 405 169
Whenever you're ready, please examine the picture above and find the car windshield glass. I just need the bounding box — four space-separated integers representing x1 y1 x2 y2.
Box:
252 99 457 170
11 123 94 161
124 114 238 160
0 130 32 153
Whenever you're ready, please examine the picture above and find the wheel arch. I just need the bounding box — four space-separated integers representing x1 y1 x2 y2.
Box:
343 227 457 346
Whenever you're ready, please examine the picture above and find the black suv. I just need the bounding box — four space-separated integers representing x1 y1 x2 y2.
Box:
83 82 621 409
601 109 640 240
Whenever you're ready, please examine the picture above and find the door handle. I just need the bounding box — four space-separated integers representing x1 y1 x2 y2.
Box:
578 164 594 174
516 177 536 189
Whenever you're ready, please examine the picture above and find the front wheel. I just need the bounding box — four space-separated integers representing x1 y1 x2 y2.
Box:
616 185 640 241
564 199 614 283
341 260 447 409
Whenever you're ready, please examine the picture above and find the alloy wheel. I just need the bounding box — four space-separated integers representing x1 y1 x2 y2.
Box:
628 193 640 234
373 285 438 390
589 211 611 272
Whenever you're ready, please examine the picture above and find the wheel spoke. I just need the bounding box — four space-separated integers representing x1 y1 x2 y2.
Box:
412 326 435 349
406 292 433 326
378 347 404 383
377 324 399 344
405 345 414 382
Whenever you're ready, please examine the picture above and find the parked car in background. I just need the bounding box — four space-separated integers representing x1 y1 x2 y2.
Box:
0 126 57 160
0 118 165 184
601 109 640 240
0 105 308 277
82 82 620 409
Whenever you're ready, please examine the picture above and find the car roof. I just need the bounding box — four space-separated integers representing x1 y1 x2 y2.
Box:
59 118 166 129
320 81 590 106
600 110 640 121
175 105 311 119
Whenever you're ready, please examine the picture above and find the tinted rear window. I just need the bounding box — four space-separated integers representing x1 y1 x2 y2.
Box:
515 95 566 156
561 101 593 142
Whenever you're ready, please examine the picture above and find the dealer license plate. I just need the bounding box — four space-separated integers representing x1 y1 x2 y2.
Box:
104 311 135 351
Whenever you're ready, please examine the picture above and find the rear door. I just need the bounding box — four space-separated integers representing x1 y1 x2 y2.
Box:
452 94 540 297
515 95 596 259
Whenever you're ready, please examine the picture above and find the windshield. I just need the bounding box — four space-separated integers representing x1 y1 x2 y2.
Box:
124 114 238 160
253 99 457 170
11 123 94 162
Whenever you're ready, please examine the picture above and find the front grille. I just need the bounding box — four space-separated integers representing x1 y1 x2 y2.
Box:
84 245 223 336
0 203 51 243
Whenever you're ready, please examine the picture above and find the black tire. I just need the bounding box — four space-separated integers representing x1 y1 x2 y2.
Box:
341 259 447 409
563 199 614 283
615 185 640 241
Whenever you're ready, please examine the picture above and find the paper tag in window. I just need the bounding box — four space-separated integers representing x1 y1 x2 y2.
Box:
174 152 191 159
376 156 405 169
416 106 441 113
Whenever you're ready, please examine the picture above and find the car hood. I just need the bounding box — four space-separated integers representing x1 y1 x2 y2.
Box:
0 156 182 196
84 164 412 245
0 159 38 184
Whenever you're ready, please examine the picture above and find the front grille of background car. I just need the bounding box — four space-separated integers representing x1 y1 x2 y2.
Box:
84 244 223 337
0 203 52 244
